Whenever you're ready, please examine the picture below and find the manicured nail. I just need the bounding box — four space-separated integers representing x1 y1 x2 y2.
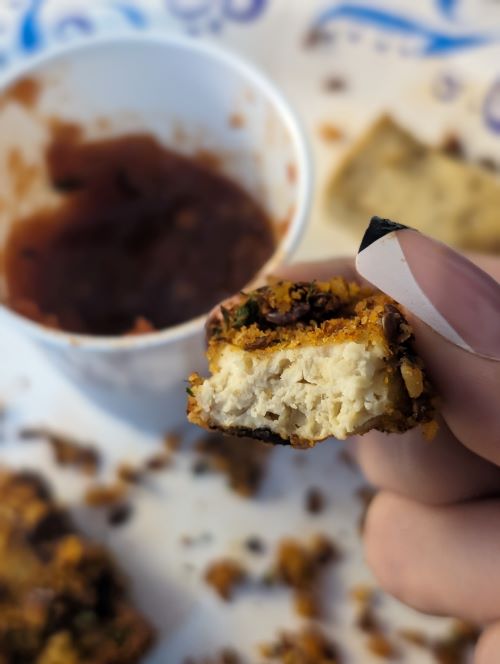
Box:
356 217 500 360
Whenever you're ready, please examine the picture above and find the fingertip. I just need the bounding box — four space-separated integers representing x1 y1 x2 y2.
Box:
364 492 414 605
474 622 500 664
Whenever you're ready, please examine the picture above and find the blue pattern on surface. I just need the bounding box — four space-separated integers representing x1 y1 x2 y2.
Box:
314 3 495 55
165 0 212 20
165 0 268 28
54 15 94 39
111 2 148 27
435 0 459 19
19 0 44 51
223 0 268 22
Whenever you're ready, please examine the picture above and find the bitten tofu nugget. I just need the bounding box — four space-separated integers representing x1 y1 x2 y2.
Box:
187 278 436 448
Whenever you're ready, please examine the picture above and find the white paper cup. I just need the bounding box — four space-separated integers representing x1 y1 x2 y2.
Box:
0 33 312 432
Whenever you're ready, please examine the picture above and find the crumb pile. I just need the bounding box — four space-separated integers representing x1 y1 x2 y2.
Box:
0 470 154 663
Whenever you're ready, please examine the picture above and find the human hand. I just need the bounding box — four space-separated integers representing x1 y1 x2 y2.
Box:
278 224 500 663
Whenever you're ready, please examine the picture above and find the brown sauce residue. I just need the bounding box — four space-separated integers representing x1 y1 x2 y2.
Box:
4 128 275 336
3 77 40 109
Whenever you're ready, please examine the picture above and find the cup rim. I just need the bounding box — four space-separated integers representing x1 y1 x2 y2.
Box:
0 31 312 352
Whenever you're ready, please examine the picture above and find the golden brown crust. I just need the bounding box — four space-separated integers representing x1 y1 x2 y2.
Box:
187 278 437 447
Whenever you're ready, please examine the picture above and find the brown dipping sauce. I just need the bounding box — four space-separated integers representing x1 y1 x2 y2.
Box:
4 128 275 336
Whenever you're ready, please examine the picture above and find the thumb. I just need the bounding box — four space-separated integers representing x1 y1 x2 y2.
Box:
356 218 500 463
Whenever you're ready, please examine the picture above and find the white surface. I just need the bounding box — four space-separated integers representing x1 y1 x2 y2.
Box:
0 1 496 661
0 321 464 663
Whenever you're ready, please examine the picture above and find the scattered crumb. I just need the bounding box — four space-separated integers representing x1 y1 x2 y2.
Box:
3 76 40 109
350 585 375 604
305 487 326 514
351 585 381 633
441 133 464 158
204 559 247 601
366 633 398 659
323 75 347 92
184 649 244 664
117 462 143 484
229 113 245 129
108 502 133 527
20 428 100 476
398 628 428 648
84 482 128 507
350 584 398 658
195 433 271 497
260 627 341 663
192 459 210 475
287 162 298 184
126 316 156 335
303 26 334 48
356 486 376 533
268 534 340 618
431 621 480 664
196 149 222 171
478 156 498 172
164 431 182 452
337 447 357 470
397 621 478 662
0 469 154 662
318 122 344 143
145 452 171 471
245 536 266 555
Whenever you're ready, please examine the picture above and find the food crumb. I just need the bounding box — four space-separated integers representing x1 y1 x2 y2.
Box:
441 133 464 158
356 486 376 533
3 76 40 109
351 585 381 634
184 649 244 664
204 559 247 601
318 122 344 143
431 621 480 664
164 431 182 452
367 633 398 659
337 447 357 469
145 452 171 471
126 316 156 335
287 162 298 184
229 113 245 129
397 628 428 648
245 536 266 555
84 482 128 507
20 428 100 476
268 534 340 618
117 462 142 484
323 75 347 92
303 26 334 48
195 433 270 497
259 627 341 663
305 487 326 514
108 502 133 527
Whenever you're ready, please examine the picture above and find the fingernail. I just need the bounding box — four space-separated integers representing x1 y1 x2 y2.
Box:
356 217 500 360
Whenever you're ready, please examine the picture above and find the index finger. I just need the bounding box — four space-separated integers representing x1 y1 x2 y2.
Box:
356 220 500 465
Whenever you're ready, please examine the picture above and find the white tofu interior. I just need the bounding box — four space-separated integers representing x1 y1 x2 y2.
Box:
196 341 392 441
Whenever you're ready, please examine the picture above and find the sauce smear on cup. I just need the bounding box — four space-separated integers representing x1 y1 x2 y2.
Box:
4 126 275 336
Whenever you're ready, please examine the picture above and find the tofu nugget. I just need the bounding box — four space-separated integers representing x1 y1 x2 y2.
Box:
187 278 437 448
